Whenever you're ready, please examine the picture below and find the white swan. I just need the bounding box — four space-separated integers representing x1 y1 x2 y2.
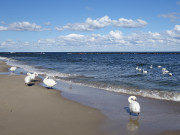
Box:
9 66 17 72
168 73 172 76
150 65 153 69
43 76 56 88
136 66 139 70
143 69 148 74
24 75 31 85
157 65 162 68
27 72 38 80
128 96 140 115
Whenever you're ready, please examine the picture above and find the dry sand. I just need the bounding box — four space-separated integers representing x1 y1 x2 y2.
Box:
0 62 106 135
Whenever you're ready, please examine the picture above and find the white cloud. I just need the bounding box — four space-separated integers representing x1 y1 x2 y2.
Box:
0 26 8 31
55 16 148 32
8 22 44 31
159 12 180 22
112 18 147 28
165 25 180 37
0 21 49 31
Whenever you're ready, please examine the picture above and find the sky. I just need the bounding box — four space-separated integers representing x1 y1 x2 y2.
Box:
0 0 180 52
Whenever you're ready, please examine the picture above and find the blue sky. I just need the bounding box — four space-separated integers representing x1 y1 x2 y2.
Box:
0 0 180 52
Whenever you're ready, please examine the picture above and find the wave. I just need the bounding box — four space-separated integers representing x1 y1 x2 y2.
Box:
1 56 180 102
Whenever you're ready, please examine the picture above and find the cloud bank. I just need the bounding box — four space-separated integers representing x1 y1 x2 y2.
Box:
55 16 148 32
1 25 180 52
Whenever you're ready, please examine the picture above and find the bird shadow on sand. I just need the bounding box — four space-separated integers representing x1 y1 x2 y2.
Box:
124 107 139 116
26 83 35 86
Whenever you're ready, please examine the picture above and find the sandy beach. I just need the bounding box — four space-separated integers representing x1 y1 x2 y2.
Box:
0 61 106 135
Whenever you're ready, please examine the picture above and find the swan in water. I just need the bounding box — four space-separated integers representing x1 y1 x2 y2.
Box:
9 66 17 72
150 65 153 69
128 96 140 115
157 65 162 68
43 76 56 88
143 69 148 74
24 75 31 85
168 73 172 76
136 66 139 70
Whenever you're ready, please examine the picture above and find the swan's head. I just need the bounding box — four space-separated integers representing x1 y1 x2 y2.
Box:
128 96 137 103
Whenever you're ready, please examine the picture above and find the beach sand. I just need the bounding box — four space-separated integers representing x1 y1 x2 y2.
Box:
0 62 106 135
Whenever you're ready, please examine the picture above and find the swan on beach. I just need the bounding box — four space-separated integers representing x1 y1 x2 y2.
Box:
128 96 140 116
43 76 56 88
27 72 38 80
9 66 17 72
24 75 31 85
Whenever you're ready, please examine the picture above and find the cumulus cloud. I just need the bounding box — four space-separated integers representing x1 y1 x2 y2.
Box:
0 21 49 31
55 16 148 32
159 12 180 22
165 25 180 38
1 25 180 51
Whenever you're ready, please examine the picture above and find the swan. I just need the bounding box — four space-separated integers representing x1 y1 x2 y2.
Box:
27 72 38 80
157 65 162 68
9 66 17 72
43 76 56 88
150 65 153 69
143 69 148 74
136 66 139 70
138 68 142 72
24 75 31 85
169 73 172 76
128 96 140 115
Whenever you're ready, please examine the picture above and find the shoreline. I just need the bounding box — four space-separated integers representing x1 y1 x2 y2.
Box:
0 61 107 135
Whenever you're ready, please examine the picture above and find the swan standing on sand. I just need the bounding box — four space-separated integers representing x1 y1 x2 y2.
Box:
27 72 38 80
128 96 140 116
24 75 31 85
43 76 56 88
9 66 17 72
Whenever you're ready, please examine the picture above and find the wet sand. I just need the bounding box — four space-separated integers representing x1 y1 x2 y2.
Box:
0 62 106 135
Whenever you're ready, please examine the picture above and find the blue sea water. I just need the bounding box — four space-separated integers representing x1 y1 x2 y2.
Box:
0 52 180 101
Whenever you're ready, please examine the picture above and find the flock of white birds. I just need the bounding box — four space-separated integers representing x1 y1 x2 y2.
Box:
9 66 56 88
136 65 173 76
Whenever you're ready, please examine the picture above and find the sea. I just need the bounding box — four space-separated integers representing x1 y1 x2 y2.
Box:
0 52 180 101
